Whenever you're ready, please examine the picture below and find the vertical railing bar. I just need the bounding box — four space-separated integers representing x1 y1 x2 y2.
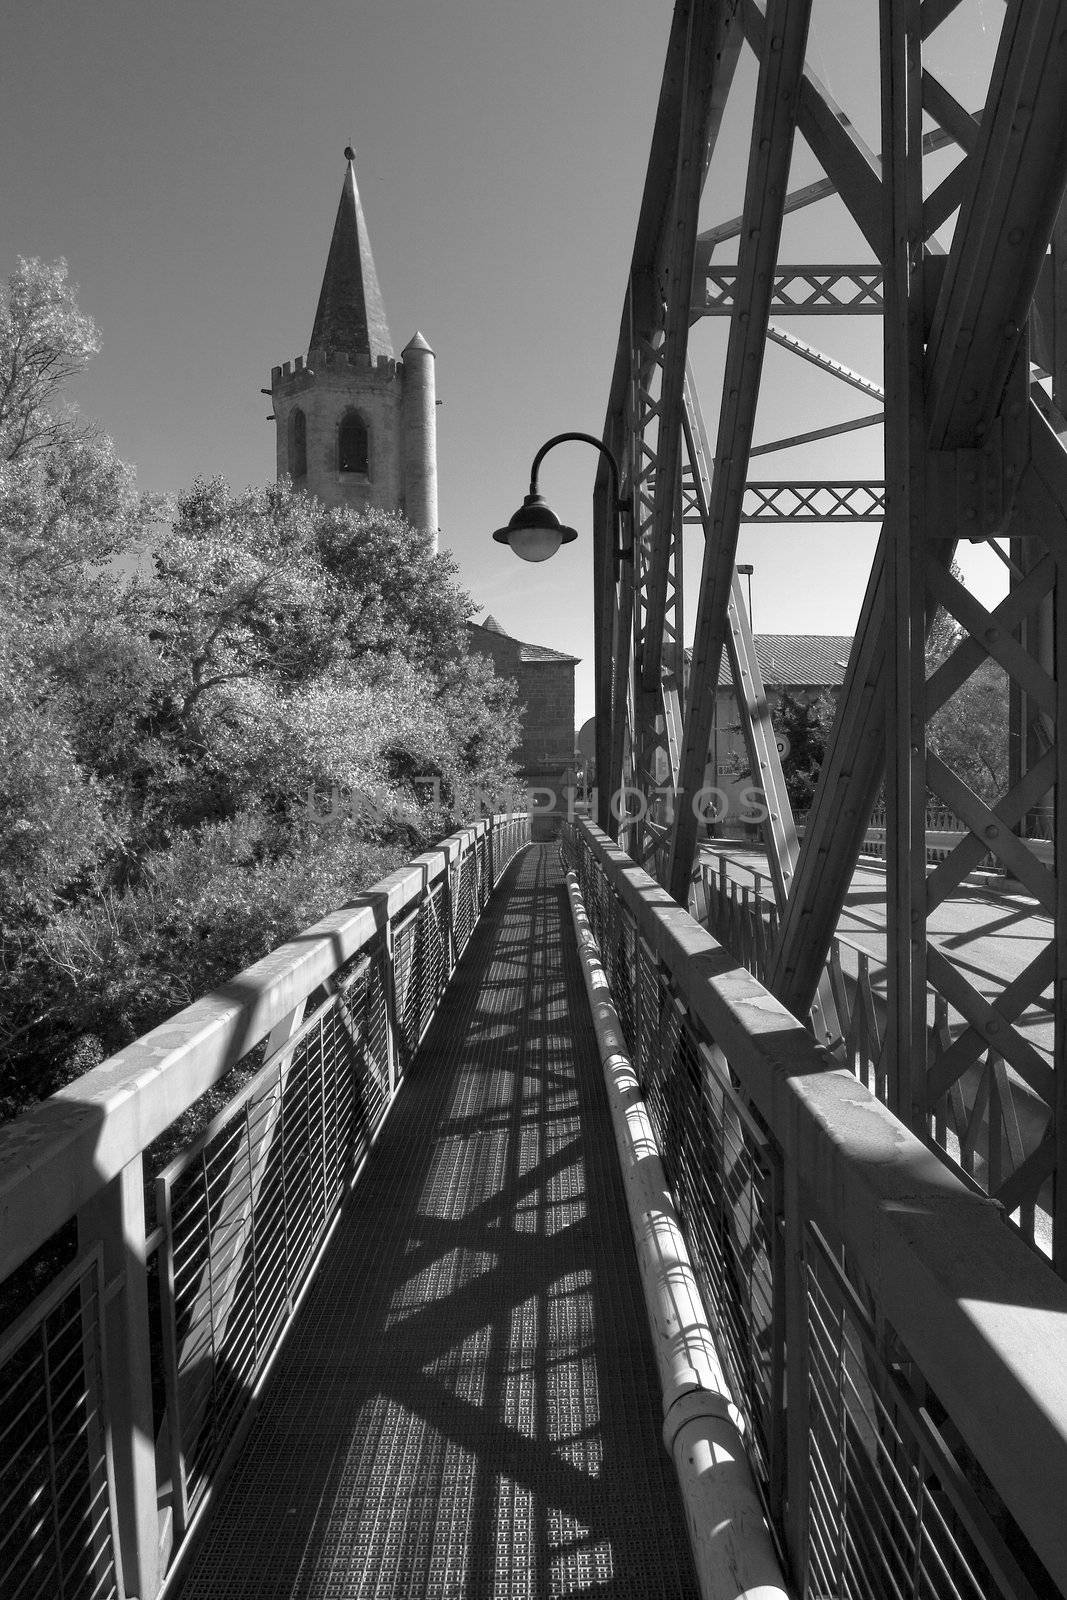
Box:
244 1102 259 1375
382 923 399 1099
278 1057 293 1314
156 1170 190 1543
41 1303 66 1599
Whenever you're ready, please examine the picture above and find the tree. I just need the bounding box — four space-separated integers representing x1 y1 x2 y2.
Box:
722 688 837 817
0 258 99 462
927 657 1008 806
925 574 1008 807
0 265 522 1120
772 690 837 815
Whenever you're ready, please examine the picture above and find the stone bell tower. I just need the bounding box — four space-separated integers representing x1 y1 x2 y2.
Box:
269 149 439 549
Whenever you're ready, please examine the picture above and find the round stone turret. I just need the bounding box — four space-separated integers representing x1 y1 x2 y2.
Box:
401 332 438 551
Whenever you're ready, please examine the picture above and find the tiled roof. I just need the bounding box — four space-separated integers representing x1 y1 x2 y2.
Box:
467 620 580 665
685 634 853 689
516 640 581 664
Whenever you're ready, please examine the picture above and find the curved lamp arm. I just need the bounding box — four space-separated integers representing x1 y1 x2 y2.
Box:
528 432 633 563
492 432 633 566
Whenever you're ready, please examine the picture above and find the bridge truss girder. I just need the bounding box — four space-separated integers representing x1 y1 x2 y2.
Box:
597 0 1067 1270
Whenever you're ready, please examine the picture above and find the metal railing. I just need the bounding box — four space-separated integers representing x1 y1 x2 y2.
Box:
701 855 1051 1257
0 1249 120 1600
569 819 1067 1599
0 813 528 1600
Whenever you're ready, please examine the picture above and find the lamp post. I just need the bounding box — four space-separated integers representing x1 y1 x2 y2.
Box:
491 432 632 569
736 562 754 630
492 433 632 836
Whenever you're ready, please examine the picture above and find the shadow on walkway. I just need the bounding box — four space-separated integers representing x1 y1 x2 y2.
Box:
173 844 699 1600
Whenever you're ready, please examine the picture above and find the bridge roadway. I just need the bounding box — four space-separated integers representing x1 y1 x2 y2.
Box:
172 844 701 1600
703 842 1054 1065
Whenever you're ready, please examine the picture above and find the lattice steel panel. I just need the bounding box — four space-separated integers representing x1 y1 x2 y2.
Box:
682 480 887 523
699 265 885 315
804 1226 1043 1600
0 1250 121 1600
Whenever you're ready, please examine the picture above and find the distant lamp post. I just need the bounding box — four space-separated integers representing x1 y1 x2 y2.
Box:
492 432 632 567
736 562 754 629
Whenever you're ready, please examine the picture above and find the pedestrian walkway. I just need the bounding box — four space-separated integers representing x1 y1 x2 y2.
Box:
172 844 700 1600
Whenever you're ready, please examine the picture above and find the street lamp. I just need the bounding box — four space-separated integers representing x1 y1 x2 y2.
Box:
491 432 633 839
491 432 632 567
736 563 754 629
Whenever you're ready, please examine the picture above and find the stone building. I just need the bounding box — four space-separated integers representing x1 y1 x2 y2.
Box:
269 150 438 547
268 155 577 824
467 617 578 835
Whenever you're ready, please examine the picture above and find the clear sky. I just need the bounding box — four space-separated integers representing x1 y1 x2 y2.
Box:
2 0 1005 725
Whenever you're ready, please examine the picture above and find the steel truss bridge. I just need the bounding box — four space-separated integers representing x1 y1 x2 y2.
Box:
4 4 1067 1599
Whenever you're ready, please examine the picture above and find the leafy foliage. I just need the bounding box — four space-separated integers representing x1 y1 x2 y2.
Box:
723 688 837 817
772 690 837 815
0 262 521 1120
925 586 1008 806
0 258 99 462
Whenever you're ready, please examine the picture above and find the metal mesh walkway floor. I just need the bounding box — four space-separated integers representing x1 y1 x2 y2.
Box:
173 844 700 1599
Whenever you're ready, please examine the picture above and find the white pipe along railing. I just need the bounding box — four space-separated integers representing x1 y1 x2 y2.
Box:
570 818 1067 1599
566 869 789 1600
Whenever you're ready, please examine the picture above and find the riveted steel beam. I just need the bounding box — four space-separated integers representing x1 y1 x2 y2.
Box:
772 1 1067 1047
765 324 886 401
641 0 741 696
926 0 1067 446
667 0 816 903
749 410 884 458
740 0 882 254
695 123 968 255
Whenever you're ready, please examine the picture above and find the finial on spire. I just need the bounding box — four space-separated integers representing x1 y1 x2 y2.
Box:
344 145 355 161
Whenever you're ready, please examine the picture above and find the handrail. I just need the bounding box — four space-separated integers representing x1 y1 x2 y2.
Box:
574 818 1067 1596
702 846 1052 1251
0 816 516 1283
564 866 788 1599
0 810 529 1600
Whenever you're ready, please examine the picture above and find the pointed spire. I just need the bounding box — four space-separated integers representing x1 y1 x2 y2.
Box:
309 148 393 362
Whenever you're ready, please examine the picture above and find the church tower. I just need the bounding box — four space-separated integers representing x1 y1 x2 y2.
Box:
270 149 439 550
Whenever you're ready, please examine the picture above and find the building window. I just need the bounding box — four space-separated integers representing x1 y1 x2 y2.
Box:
289 408 307 478
338 411 369 475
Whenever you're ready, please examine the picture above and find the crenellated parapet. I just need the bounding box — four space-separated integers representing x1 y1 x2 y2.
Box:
272 349 402 397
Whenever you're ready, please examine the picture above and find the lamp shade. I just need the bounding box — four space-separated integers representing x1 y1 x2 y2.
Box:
491 493 578 563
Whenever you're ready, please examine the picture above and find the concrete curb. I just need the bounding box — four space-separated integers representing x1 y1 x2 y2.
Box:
564 870 789 1600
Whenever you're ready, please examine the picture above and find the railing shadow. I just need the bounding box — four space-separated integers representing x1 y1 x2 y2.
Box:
169 846 699 1600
